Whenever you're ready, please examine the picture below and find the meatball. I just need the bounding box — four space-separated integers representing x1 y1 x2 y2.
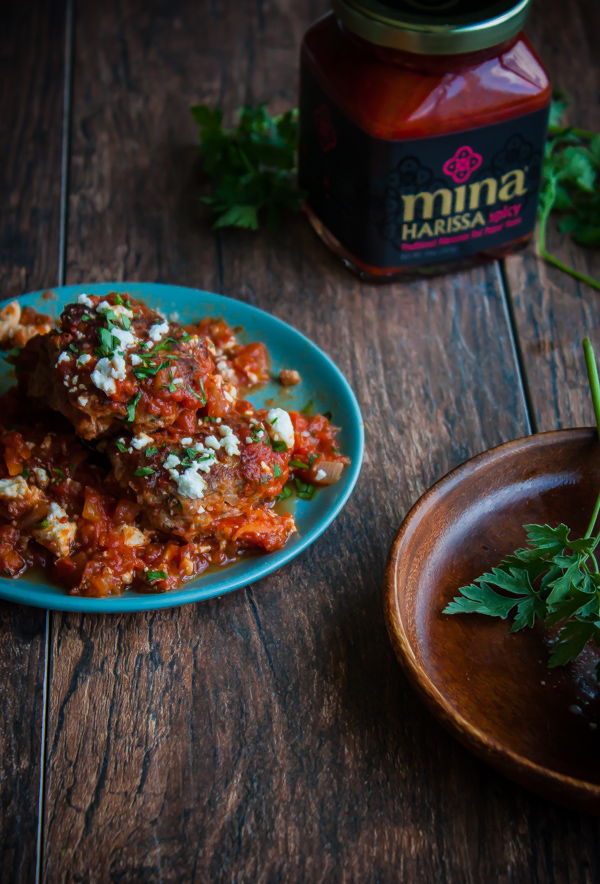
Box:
107 414 295 547
18 292 216 440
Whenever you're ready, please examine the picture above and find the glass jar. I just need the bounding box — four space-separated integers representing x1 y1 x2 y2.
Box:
298 0 552 281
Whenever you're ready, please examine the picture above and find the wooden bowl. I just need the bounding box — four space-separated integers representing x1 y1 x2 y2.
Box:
385 428 600 814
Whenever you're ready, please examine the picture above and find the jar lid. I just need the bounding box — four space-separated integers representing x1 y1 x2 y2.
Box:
332 0 532 55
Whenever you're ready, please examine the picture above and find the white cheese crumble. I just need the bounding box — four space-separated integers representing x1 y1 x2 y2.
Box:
110 327 137 350
163 453 181 470
131 432 154 450
176 466 207 499
32 467 49 488
316 469 327 481
0 476 30 499
148 321 169 342
218 425 240 457
77 293 95 308
130 353 142 365
116 524 147 547
33 502 76 558
78 396 89 407
57 352 71 364
97 301 133 321
194 451 217 473
77 353 92 365
91 358 117 395
204 435 220 451
180 437 193 445
266 408 295 450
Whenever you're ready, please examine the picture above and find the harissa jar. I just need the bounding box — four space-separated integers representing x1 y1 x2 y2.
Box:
298 0 552 280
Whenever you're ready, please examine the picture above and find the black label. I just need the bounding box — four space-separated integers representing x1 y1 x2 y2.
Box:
299 64 549 269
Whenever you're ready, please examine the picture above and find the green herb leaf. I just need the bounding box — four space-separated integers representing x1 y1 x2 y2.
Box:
190 102 305 231
134 467 155 477
273 463 282 478
115 441 127 453
126 393 142 423
147 570 168 582
145 446 158 457
289 459 309 470
277 484 292 501
271 440 287 452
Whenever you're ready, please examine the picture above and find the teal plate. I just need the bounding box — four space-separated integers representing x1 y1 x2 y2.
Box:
0 282 364 612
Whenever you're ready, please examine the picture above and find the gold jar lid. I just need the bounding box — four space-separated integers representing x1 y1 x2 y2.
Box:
333 0 532 55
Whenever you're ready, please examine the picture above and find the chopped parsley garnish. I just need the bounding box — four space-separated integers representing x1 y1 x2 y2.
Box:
133 360 169 379
53 467 66 480
331 446 340 455
97 327 118 357
134 467 155 477
277 484 293 501
294 477 316 500
308 453 319 468
273 463 282 478
68 343 78 353
36 519 49 528
115 441 128 453
302 398 314 415
121 315 131 330
271 440 287 452
114 293 123 305
289 459 309 470
21 467 30 478
261 475 270 485
126 393 142 423
145 446 158 457
147 570 168 582
81 313 91 322
180 333 193 342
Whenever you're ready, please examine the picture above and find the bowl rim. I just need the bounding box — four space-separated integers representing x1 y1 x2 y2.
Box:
384 426 600 803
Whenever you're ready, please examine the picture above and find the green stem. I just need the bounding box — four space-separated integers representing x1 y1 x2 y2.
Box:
540 247 600 292
584 338 600 441
585 490 600 539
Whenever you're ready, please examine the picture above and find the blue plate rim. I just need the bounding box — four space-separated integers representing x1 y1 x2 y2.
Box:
0 282 364 612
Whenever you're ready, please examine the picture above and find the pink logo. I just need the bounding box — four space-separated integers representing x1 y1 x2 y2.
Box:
442 146 482 183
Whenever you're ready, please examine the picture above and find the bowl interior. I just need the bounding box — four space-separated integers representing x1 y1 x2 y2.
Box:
386 428 600 810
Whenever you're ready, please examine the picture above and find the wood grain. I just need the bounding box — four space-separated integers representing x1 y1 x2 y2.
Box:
38 0 600 882
505 0 600 432
0 1 66 881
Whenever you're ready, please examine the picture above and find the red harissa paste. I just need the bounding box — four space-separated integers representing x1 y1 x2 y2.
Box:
298 0 552 280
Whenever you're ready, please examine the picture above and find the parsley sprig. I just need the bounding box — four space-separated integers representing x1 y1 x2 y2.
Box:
538 91 600 291
190 102 304 230
445 338 600 673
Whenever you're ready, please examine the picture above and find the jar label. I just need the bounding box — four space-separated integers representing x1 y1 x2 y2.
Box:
299 66 549 270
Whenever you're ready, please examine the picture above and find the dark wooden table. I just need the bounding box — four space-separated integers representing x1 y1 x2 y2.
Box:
2 0 600 881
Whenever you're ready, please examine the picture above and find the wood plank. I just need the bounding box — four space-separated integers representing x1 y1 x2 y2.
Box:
0 1 67 881
43 0 600 881
505 0 600 432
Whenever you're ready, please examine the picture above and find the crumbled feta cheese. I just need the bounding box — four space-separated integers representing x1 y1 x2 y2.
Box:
176 466 207 499
97 301 133 320
223 390 235 404
77 353 92 365
163 453 181 470
194 451 217 473
267 408 295 450
77 293 95 308
0 476 30 499
33 467 49 489
148 321 169 342
110 354 127 380
32 502 76 558
130 353 142 365
116 524 147 547
110 327 136 350
260 461 270 471
72 375 79 384
57 352 70 364
245 437 252 444
78 396 89 407
204 435 220 451
181 437 193 445
131 432 154 450
218 425 240 457
316 469 327 481
91 358 117 396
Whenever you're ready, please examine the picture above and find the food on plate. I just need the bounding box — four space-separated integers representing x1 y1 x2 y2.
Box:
0 292 349 596
279 369 301 386
0 299 53 349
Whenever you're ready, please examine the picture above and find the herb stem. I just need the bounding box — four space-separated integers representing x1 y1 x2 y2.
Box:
583 338 600 442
